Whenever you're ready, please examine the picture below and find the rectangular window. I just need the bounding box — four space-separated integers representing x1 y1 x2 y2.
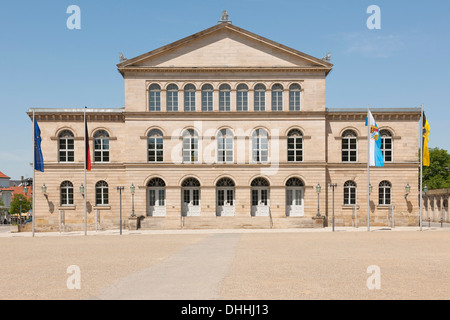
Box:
219 90 231 111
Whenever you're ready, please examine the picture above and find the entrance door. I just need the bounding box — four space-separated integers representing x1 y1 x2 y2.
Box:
217 188 235 216
251 188 270 216
182 188 201 216
286 187 304 216
148 188 166 216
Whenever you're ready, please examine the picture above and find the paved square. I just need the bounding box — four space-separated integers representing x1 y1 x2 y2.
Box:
1 227 449 300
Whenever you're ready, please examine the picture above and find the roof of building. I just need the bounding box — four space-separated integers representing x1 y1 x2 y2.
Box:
0 171 10 179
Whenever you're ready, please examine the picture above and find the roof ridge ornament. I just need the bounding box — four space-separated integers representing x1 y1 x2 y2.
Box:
218 10 231 24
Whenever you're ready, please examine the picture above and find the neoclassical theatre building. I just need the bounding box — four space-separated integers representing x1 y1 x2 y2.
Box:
29 17 421 231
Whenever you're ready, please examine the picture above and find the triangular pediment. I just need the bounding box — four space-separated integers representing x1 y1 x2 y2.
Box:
118 23 332 72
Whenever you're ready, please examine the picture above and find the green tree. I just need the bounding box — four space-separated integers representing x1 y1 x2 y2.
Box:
9 194 32 215
422 148 450 190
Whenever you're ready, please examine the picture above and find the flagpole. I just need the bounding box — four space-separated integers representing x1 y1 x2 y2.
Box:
32 110 35 237
84 107 87 236
419 104 424 231
367 106 371 232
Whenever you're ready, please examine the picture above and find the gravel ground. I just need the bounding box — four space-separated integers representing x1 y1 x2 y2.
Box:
1 227 449 300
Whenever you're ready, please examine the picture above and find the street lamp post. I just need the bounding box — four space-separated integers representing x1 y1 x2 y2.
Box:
117 186 124 235
329 183 337 232
315 184 321 217
130 184 135 217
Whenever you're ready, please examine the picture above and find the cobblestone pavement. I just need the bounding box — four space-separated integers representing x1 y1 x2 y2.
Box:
1 227 449 300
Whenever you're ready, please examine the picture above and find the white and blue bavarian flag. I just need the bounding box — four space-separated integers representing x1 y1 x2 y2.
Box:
365 110 384 167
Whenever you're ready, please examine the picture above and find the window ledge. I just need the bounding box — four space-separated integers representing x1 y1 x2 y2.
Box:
58 205 76 210
342 205 360 209
93 205 111 210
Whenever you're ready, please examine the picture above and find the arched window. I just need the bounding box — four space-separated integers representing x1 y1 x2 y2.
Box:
236 84 248 112
147 177 166 187
344 181 357 205
148 129 163 162
289 84 301 111
271 84 283 111
217 129 233 163
58 130 75 163
94 130 110 163
201 84 213 112
254 84 266 111
380 130 393 162
342 130 357 162
379 181 392 205
251 177 270 187
184 84 196 112
287 129 303 162
166 84 178 112
252 129 268 163
60 181 74 206
251 177 270 214
149 84 161 112
182 129 198 163
219 84 231 111
182 177 201 187
147 178 166 216
95 181 109 206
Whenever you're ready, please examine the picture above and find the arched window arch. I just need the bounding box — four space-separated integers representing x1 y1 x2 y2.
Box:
251 177 270 187
149 84 161 112
380 130 393 162
289 84 301 111
148 129 163 162
236 84 248 112
167 84 178 112
201 84 213 112
182 177 201 187
95 181 109 206
379 181 392 205
342 129 357 162
147 177 166 187
217 129 233 163
94 130 110 163
216 177 235 187
271 83 283 111
254 84 266 111
219 84 231 112
287 129 303 162
344 180 357 205
184 84 196 112
182 129 198 163
58 130 75 163
60 181 74 206
252 128 268 163
285 177 305 187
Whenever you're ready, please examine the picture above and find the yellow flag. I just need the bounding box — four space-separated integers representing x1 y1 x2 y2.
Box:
422 112 430 166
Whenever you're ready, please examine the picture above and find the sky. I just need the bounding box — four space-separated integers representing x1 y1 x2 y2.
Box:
0 0 449 180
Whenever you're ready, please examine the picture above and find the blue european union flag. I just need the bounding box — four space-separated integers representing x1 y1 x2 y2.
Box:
34 119 44 172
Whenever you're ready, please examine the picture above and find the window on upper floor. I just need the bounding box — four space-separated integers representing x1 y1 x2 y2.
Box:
287 129 303 162
217 129 233 163
58 130 75 163
94 130 110 163
219 84 231 112
167 84 179 112
182 129 198 163
342 130 357 162
254 84 266 111
184 84 196 112
289 84 301 111
380 130 393 162
201 84 214 112
252 128 268 163
148 129 163 162
236 84 248 112
271 84 283 111
149 84 161 112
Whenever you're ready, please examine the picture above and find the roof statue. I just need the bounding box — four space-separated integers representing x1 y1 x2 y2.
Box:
218 10 231 24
